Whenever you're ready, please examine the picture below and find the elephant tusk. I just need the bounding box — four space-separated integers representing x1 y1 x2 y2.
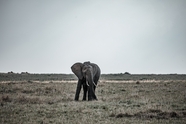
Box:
93 82 97 87
86 80 97 87
86 81 89 86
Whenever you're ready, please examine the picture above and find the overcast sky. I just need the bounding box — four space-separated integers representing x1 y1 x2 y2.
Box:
0 0 186 74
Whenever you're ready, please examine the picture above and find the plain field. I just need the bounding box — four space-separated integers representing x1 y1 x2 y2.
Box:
0 73 186 123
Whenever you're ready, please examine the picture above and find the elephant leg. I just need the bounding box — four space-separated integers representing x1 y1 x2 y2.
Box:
88 83 97 101
88 87 92 101
92 88 98 100
75 80 82 101
82 84 88 101
88 90 98 101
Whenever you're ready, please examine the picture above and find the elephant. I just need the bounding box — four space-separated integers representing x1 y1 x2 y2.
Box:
71 61 101 101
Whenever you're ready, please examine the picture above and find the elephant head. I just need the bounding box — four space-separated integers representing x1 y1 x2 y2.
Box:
71 61 101 101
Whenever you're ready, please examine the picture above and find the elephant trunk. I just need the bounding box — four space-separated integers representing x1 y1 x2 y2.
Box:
85 74 97 87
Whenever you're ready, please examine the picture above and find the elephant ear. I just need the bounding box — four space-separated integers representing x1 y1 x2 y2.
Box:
71 62 83 79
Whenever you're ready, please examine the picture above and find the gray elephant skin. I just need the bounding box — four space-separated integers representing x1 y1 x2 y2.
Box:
71 61 101 101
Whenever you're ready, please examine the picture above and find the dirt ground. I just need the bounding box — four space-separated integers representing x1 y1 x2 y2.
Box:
0 78 186 124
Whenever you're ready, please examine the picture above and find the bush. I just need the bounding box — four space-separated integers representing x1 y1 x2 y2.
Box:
124 72 131 75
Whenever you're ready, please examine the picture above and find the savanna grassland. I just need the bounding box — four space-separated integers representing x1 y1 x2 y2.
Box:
0 73 186 124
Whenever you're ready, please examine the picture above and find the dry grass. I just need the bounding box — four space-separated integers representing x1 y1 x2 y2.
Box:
0 80 186 124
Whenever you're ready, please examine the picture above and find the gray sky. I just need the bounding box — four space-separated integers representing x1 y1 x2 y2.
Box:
0 0 186 74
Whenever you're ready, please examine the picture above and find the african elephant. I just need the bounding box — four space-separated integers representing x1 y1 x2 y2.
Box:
71 61 101 101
